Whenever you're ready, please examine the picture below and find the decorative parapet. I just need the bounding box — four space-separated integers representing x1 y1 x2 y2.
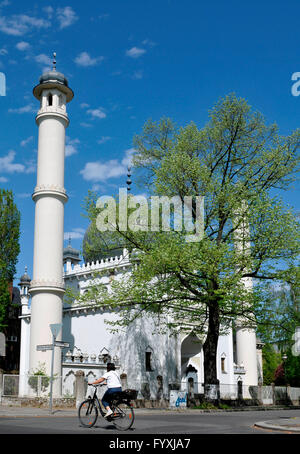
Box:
64 248 131 277
63 348 120 367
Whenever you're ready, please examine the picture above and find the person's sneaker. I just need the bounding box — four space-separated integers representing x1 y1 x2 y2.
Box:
104 409 113 418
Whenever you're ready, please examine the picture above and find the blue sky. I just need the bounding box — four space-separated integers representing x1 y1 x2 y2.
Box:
0 0 299 284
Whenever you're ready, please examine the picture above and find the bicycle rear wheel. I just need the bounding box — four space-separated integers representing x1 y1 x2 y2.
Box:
111 401 134 431
78 399 98 428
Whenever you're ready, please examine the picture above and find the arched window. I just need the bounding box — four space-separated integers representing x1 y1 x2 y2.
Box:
145 346 154 372
221 353 226 373
48 93 53 106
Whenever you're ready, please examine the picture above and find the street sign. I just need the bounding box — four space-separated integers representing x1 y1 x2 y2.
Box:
54 341 70 348
50 323 62 338
36 344 54 351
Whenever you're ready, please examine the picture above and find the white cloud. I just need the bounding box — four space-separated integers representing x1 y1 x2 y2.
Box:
125 47 146 58
80 160 125 182
0 14 50 36
132 70 143 80
0 176 8 182
64 228 85 241
142 39 156 47
8 104 35 114
0 151 35 175
16 41 30 51
20 136 33 147
87 107 106 119
43 6 54 19
0 150 25 173
80 148 135 182
34 53 52 68
65 137 80 157
0 48 7 55
80 102 90 109
97 136 111 145
121 148 135 167
16 192 31 198
57 6 78 29
74 52 104 67
26 161 36 174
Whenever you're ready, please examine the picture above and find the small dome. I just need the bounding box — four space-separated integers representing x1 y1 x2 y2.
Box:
33 54 74 102
39 70 69 87
63 240 81 263
19 266 31 285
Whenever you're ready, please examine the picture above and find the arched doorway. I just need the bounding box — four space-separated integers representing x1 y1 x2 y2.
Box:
181 333 203 393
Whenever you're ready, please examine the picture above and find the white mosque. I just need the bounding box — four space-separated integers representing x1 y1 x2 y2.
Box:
17 57 263 400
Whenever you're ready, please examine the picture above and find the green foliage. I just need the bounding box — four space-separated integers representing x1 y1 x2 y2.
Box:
256 279 300 351
28 363 50 392
73 94 300 386
0 189 20 280
0 189 20 331
285 349 300 387
262 344 282 385
0 278 10 332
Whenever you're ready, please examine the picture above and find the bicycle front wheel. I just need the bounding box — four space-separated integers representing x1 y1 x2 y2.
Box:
78 399 98 428
111 401 134 431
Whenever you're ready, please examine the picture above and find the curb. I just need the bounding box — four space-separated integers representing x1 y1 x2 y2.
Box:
254 421 300 433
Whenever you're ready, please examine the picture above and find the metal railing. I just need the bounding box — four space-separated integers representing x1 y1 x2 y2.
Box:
3 374 66 398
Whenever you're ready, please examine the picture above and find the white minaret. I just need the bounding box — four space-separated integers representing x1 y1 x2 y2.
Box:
28 54 74 396
18 267 31 396
234 202 258 388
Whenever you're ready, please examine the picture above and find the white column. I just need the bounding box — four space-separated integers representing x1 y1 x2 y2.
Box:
18 289 31 396
236 327 258 386
234 203 258 387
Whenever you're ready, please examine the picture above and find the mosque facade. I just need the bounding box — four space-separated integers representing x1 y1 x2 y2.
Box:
17 60 263 400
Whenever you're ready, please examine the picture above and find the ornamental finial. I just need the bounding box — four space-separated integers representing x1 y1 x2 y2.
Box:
53 52 57 71
127 165 132 191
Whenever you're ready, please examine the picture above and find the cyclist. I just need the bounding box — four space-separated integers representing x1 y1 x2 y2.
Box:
90 362 122 418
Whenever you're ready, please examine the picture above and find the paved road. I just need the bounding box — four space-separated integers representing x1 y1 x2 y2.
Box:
0 409 299 435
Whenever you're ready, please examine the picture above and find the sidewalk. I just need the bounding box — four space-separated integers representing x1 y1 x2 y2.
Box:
254 417 300 433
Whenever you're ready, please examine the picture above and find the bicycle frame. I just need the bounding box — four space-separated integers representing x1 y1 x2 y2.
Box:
88 385 106 418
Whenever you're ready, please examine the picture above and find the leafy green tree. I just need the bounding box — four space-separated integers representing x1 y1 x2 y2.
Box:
285 349 300 386
257 279 300 348
262 344 282 385
74 94 300 398
0 189 20 331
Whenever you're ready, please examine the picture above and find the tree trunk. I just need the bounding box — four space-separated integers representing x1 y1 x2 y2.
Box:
203 301 220 403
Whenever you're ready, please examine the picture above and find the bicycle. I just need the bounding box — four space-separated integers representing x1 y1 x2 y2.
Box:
78 384 136 431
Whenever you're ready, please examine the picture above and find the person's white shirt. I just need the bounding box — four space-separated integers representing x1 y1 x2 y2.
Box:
102 370 122 388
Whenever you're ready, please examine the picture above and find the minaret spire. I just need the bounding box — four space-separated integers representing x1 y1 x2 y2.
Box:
53 52 57 71
127 165 132 192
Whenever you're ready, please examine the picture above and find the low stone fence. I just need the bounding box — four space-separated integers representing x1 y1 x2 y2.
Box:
0 396 76 408
1 369 300 408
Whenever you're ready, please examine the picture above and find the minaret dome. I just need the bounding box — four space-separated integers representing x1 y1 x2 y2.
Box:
33 52 74 103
